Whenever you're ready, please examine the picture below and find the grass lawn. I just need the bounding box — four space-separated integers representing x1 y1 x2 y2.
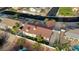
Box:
58 7 75 16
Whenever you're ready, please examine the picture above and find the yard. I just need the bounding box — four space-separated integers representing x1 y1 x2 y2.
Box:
58 7 75 16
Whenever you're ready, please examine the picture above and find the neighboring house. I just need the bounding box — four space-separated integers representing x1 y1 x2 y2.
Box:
45 19 56 29
65 29 79 45
49 29 67 46
11 7 51 16
22 23 53 42
0 18 21 29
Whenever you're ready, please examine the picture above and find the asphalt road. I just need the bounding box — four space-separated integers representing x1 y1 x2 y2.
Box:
47 7 59 16
1 10 79 22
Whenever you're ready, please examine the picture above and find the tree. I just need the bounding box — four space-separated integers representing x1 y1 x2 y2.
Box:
11 22 20 34
11 26 18 34
31 35 43 51
53 39 71 51
17 38 25 46
36 35 43 43
15 22 20 27
17 38 26 49
32 42 41 51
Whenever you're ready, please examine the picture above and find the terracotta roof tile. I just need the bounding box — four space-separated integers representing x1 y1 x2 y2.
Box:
22 23 53 39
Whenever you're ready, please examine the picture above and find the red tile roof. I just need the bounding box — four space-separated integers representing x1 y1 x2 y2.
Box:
22 23 53 40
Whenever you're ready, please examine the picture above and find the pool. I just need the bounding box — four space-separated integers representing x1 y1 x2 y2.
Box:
19 47 28 51
72 45 79 51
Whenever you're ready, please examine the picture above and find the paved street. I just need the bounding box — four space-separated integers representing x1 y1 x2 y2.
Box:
47 7 59 16
1 11 79 22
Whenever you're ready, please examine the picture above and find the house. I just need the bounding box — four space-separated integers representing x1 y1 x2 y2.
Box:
65 29 79 40
11 7 51 16
45 19 56 29
0 18 21 29
22 23 53 42
65 29 79 46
